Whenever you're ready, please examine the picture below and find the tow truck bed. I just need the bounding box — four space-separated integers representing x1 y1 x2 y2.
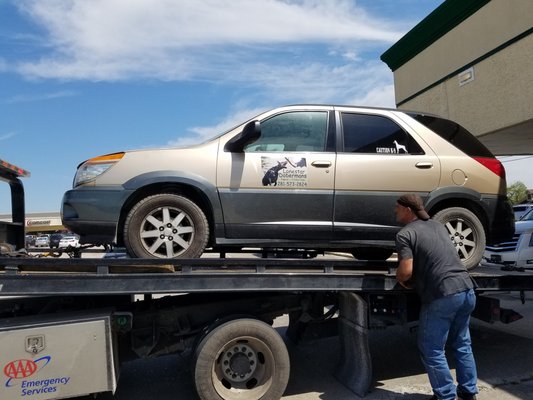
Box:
2 157 533 400
2 257 533 296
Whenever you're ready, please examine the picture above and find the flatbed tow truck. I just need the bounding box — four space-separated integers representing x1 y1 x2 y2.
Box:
1 158 533 400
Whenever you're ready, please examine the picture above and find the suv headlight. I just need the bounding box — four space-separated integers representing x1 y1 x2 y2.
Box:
73 152 124 187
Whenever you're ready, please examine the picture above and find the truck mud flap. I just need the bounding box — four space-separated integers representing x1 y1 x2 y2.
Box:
334 292 372 397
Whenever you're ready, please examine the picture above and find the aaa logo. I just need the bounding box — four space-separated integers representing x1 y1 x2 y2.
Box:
3 356 51 387
4 360 37 379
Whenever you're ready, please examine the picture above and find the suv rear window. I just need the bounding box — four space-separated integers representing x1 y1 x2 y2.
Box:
341 113 424 154
410 114 493 158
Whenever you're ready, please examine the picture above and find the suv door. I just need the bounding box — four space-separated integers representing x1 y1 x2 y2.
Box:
217 108 336 240
333 109 440 242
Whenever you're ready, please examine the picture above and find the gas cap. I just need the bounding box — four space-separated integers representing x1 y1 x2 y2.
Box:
452 169 467 186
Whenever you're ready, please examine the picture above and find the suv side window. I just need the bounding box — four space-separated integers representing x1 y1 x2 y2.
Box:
244 111 328 152
341 113 424 154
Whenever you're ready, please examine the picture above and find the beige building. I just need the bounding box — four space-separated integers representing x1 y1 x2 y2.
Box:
381 0 533 155
0 212 64 233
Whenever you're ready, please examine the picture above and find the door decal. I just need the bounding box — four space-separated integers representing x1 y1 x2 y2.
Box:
261 157 308 187
376 140 407 154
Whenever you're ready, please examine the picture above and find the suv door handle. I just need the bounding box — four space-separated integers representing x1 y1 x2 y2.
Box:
311 161 332 168
415 162 433 169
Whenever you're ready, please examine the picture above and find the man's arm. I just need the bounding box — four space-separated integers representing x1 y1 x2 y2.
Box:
396 257 414 289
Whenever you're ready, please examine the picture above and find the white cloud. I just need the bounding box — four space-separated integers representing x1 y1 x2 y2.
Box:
168 107 265 147
168 59 396 145
341 51 360 62
13 0 402 148
214 59 396 105
171 63 396 146
349 83 396 108
15 0 404 81
0 132 17 141
4 90 78 104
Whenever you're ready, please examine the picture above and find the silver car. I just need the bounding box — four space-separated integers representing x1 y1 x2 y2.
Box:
34 235 50 248
62 105 514 269
513 204 533 220
484 209 533 268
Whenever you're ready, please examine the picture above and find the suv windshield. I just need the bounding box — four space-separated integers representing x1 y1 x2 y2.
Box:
410 114 493 158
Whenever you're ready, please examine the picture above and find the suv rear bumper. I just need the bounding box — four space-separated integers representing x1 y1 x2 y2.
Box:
484 195 515 245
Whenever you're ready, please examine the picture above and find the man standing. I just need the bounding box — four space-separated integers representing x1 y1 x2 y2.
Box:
394 194 478 400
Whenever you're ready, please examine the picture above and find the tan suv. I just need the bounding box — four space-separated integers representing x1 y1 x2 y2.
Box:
61 105 514 269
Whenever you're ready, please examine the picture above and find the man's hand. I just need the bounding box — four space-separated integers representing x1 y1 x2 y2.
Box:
396 257 414 289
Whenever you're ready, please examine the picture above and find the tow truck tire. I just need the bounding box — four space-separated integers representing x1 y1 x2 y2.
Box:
0 242 15 254
123 194 209 259
432 207 485 270
193 318 290 400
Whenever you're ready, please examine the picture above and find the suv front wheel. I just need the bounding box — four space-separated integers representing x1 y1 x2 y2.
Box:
123 194 209 259
432 207 485 270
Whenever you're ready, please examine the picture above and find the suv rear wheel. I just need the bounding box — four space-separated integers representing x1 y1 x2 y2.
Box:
123 194 209 259
432 207 485 270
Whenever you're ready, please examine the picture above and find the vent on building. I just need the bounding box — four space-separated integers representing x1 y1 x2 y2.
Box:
458 67 475 86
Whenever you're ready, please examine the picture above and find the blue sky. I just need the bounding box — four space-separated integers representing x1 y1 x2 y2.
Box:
0 0 531 213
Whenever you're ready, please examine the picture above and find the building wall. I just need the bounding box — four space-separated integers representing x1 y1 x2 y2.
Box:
393 0 533 105
398 34 533 135
388 0 533 155
0 213 64 233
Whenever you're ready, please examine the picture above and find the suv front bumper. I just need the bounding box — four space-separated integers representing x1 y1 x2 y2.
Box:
61 186 132 245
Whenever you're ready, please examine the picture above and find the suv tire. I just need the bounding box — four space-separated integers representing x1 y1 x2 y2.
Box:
432 207 485 270
124 194 209 259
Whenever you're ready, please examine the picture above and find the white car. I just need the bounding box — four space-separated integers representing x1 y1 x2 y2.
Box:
34 236 50 247
58 235 80 248
483 209 533 269
513 204 533 220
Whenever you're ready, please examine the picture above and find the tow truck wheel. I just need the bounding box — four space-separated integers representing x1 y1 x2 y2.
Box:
0 242 15 254
432 207 485 270
123 194 209 259
193 318 290 400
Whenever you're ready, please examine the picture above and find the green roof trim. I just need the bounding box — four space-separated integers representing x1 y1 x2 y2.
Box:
380 0 491 71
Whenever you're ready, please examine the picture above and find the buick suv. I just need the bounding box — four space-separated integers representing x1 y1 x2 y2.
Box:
61 105 514 269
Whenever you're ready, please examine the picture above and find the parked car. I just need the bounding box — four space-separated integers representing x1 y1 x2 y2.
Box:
513 204 533 220
34 235 50 247
483 208 533 268
25 234 36 247
61 105 514 269
49 233 65 248
58 235 80 248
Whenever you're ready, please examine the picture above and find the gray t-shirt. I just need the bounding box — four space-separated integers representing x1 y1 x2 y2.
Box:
396 219 474 304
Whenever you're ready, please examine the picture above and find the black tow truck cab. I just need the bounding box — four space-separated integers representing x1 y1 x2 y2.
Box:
1 158 533 400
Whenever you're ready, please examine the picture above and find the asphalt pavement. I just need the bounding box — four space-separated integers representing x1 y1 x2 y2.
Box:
84 290 533 400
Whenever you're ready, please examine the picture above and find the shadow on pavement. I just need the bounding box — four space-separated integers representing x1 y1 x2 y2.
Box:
78 307 533 400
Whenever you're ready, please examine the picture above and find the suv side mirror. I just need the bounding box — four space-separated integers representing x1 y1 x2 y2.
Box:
224 121 261 153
